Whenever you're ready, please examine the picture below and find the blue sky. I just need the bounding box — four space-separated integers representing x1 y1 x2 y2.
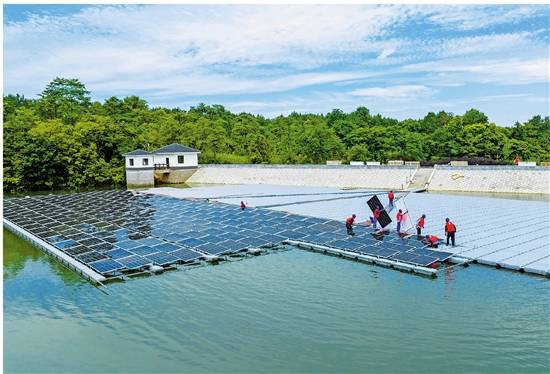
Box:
3 4 549 125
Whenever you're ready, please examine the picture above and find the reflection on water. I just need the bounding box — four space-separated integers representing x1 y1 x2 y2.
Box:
4 229 550 373
3 229 83 285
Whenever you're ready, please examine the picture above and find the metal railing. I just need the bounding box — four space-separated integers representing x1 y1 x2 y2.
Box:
154 163 169 170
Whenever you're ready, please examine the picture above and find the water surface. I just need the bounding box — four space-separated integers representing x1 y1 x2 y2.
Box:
4 229 549 373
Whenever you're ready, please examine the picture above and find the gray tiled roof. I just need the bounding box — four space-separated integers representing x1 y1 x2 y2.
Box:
123 149 152 156
154 143 200 154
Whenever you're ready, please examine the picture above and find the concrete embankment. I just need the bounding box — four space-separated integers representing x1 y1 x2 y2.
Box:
186 164 550 194
429 165 550 194
187 164 416 189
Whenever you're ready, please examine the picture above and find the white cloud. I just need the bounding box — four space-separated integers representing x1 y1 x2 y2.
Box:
425 5 541 31
349 85 433 98
403 57 549 85
3 3 548 124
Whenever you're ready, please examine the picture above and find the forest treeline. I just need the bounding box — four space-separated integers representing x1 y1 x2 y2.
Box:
4 78 550 191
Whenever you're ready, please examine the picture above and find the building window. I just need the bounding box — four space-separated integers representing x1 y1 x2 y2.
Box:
178 155 184 164
129 158 134 166
142 158 149 166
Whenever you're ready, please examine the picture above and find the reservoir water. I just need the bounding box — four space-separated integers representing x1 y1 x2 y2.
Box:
4 227 549 373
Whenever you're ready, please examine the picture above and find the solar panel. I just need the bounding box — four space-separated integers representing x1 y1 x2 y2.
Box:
78 237 104 247
78 251 108 264
54 239 78 250
115 240 143 250
410 248 453 261
409 255 438 267
178 238 207 248
391 252 419 263
145 252 179 266
106 248 133 259
89 258 124 274
154 242 180 252
89 242 114 252
366 195 392 228
372 248 400 259
65 245 93 256
129 246 159 256
116 255 152 270
170 248 202 262
234 237 267 248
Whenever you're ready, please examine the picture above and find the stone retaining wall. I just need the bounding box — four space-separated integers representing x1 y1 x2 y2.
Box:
187 164 416 189
428 165 550 194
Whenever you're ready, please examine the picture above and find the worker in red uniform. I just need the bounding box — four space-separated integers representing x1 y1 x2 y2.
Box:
388 190 395 208
346 214 356 236
371 205 383 230
423 234 439 248
445 218 457 246
396 209 407 233
240 201 247 210
416 214 426 237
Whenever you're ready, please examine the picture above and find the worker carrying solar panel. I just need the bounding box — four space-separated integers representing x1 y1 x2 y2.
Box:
371 205 383 229
346 214 356 236
445 218 457 246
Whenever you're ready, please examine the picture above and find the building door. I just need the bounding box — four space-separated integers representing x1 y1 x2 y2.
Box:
166 157 170 167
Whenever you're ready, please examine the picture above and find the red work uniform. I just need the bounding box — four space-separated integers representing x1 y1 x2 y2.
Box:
396 211 405 233
372 208 381 230
416 216 425 236
388 191 395 207
445 221 457 246
346 216 355 235
427 235 439 247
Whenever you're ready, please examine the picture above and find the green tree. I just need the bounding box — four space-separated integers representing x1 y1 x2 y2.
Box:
38 77 91 124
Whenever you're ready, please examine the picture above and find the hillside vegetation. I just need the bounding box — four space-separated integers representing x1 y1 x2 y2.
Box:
4 78 549 191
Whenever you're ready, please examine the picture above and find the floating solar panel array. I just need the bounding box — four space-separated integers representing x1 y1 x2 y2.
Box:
3 190 452 280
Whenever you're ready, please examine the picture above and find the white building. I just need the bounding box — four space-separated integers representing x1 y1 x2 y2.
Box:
123 143 200 186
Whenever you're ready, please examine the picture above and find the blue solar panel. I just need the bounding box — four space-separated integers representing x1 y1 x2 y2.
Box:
106 248 133 259
89 258 124 274
54 239 78 250
170 248 202 261
197 243 230 255
257 234 285 245
178 237 207 248
138 237 164 247
372 248 400 259
154 242 180 252
115 240 143 250
145 252 179 266
356 245 379 256
410 248 453 261
116 255 152 269
78 251 108 264
391 252 419 263
237 237 270 248
278 230 307 240
129 246 159 256
330 239 362 251
218 240 246 252
409 255 438 267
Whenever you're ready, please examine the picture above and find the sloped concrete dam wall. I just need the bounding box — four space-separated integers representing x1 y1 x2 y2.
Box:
429 165 550 194
187 165 417 189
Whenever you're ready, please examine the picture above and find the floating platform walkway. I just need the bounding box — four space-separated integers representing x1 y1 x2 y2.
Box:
3 190 463 283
